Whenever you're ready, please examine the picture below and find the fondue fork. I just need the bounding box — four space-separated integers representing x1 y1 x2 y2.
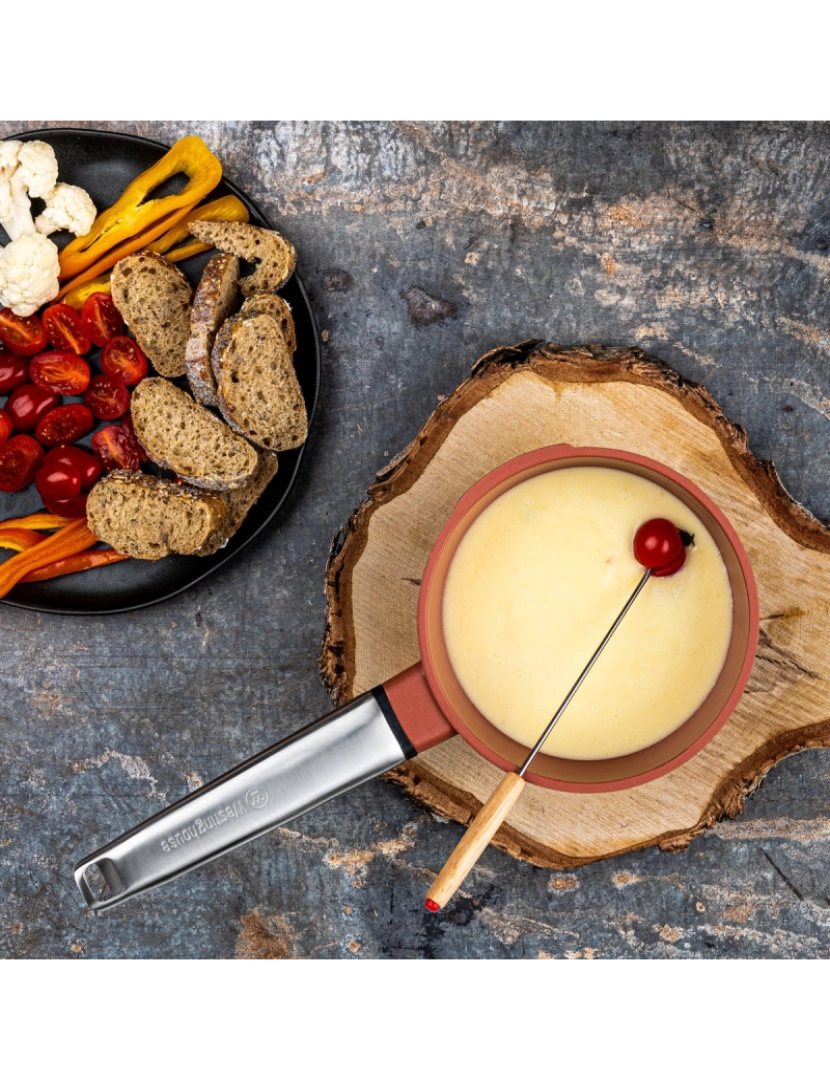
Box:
425 518 687 912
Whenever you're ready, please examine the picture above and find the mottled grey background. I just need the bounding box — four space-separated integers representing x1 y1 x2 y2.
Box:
2 121 829 959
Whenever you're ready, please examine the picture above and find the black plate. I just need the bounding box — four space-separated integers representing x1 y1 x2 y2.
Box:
0 128 320 615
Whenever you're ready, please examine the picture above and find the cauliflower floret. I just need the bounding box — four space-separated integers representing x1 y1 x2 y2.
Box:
0 139 34 240
36 183 96 238
15 141 59 200
0 232 60 316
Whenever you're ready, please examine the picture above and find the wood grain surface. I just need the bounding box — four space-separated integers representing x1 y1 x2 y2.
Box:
322 342 830 869
4 122 830 959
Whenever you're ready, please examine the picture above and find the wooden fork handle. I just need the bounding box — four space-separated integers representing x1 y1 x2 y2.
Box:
425 772 526 910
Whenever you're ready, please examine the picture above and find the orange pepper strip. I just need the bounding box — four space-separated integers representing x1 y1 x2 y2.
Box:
60 195 250 308
57 203 197 300
0 513 76 530
0 521 97 599
0 529 48 552
59 135 223 281
20 549 129 583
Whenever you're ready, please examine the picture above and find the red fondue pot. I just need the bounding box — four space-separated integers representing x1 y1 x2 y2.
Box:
75 446 758 910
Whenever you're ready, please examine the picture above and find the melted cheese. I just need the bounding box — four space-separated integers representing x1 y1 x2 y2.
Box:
442 467 733 760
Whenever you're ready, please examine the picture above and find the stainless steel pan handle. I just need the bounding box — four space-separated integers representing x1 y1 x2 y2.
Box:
74 690 413 911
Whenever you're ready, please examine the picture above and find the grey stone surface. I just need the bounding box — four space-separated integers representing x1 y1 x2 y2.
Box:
2 121 830 958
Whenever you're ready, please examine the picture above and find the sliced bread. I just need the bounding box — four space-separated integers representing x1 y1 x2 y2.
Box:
196 450 279 556
211 313 308 451
239 292 297 354
110 252 193 377
187 221 296 297
185 252 239 408
131 378 259 491
86 471 227 560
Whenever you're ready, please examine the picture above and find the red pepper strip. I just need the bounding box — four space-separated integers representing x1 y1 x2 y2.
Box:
0 520 97 599
59 135 222 280
0 529 48 552
20 548 129 582
0 512 76 530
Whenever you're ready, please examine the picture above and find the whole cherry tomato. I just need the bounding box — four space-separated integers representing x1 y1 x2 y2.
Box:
35 403 95 447
35 462 82 501
44 446 102 490
0 434 44 492
0 308 48 356
83 375 130 420
101 336 149 385
42 303 92 355
633 518 686 577
91 423 143 472
0 354 30 394
41 493 88 518
5 384 61 433
29 351 92 396
0 408 12 448
80 293 124 347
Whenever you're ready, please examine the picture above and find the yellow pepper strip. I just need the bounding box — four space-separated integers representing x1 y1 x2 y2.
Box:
59 135 222 281
0 529 48 553
60 195 251 308
0 512 76 530
57 203 196 300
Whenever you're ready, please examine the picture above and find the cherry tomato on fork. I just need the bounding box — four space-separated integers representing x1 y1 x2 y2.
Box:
633 518 686 577
0 308 47 356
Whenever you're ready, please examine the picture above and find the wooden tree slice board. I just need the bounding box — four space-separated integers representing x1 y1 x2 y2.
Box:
321 341 830 869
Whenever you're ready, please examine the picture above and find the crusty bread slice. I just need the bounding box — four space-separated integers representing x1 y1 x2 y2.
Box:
185 252 239 408
131 378 259 491
86 472 227 560
188 221 296 297
196 450 278 556
110 252 193 377
212 313 308 451
239 292 297 354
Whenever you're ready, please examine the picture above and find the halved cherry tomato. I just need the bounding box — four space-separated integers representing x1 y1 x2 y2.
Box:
0 309 48 356
101 336 149 385
80 293 125 347
0 434 44 492
0 354 30 394
120 414 148 462
35 403 95 446
41 304 92 355
0 409 12 448
41 493 88 519
91 424 143 472
83 375 130 420
44 446 102 490
29 352 91 396
35 463 82 501
5 384 61 433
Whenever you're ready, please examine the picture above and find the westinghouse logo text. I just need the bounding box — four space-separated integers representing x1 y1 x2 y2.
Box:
160 790 267 853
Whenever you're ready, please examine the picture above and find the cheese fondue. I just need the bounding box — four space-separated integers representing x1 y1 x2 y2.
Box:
441 467 733 760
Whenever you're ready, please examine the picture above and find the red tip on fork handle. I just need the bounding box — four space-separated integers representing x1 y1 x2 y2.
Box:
425 898 440 912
